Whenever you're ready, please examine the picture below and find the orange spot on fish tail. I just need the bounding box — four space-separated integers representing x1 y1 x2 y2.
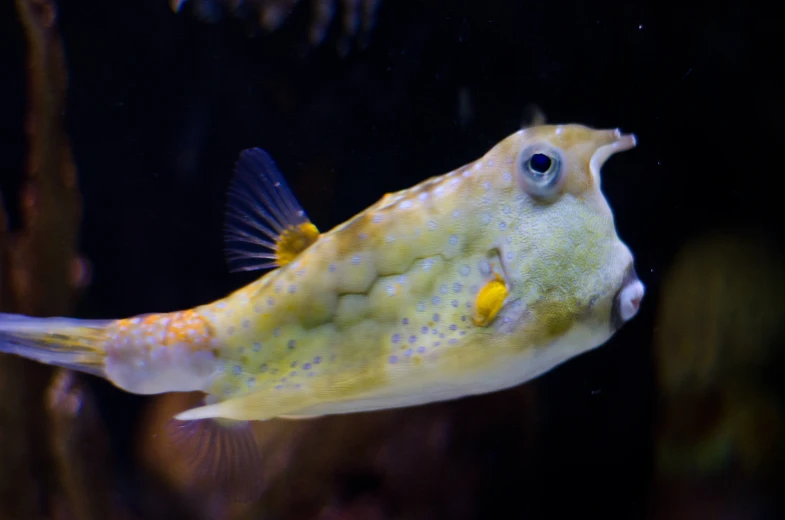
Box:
109 309 215 352
165 416 264 502
104 310 218 394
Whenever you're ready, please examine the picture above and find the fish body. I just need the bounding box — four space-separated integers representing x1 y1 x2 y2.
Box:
168 127 641 422
0 124 643 488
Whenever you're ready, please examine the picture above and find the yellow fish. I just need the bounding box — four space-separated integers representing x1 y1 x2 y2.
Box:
0 123 644 496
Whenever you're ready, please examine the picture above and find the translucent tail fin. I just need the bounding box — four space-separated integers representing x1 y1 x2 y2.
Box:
0 312 113 377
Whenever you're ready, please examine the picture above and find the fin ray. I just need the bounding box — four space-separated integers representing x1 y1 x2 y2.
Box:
224 148 317 273
166 417 264 502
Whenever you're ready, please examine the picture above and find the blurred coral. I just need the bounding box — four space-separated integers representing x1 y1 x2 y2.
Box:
0 1 116 518
652 232 785 516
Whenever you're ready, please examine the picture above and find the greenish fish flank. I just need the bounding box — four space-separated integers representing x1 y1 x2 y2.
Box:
0 124 644 495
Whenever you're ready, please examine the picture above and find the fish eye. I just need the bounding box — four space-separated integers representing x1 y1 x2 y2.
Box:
518 144 563 197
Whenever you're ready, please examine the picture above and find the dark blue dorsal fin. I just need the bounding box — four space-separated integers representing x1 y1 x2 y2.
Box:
224 148 312 273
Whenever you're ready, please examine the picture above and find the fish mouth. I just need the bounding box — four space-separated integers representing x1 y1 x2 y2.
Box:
589 129 637 177
610 263 645 331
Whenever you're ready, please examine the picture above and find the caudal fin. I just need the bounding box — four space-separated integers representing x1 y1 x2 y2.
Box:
0 313 113 377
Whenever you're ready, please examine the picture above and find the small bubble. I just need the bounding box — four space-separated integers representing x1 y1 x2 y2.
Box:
273 328 281 337
450 324 458 331
449 338 458 345
402 317 409 325
267 297 275 306
291 361 298 368
288 285 297 293
314 356 322 364
421 326 429 334
417 346 426 353
232 365 242 375
303 363 312 370
404 348 413 357
242 319 250 329
417 302 426 312
253 342 261 352
392 333 401 343
260 363 268 372
433 313 440 322
409 335 417 344
449 234 459 245
288 339 296 349
389 355 399 364
452 300 459 308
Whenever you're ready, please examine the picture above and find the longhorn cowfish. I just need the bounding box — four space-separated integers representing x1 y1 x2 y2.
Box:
0 123 644 497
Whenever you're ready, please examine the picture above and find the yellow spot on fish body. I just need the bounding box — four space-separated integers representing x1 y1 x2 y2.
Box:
275 222 320 266
472 273 508 326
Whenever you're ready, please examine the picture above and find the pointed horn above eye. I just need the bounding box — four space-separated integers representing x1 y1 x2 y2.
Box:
589 130 638 176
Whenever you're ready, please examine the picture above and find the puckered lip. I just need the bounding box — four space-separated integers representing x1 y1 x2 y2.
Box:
589 129 637 176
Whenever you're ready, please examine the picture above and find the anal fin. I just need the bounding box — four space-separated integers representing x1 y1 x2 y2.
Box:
165 416 264 502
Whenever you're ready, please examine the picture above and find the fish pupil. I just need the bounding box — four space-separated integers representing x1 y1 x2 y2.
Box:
529 153 552 175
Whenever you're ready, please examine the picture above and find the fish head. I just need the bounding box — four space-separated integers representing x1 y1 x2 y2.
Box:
478 124 643 355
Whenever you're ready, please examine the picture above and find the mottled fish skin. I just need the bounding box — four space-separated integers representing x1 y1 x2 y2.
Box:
173 124 642 422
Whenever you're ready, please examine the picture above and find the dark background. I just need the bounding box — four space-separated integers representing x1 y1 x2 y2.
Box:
1 0 783 518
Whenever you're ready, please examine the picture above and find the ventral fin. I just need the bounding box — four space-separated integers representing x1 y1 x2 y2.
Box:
224 148 320 273
165 416 265 502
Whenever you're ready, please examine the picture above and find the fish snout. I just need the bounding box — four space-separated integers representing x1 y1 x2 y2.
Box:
610 264 645 330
